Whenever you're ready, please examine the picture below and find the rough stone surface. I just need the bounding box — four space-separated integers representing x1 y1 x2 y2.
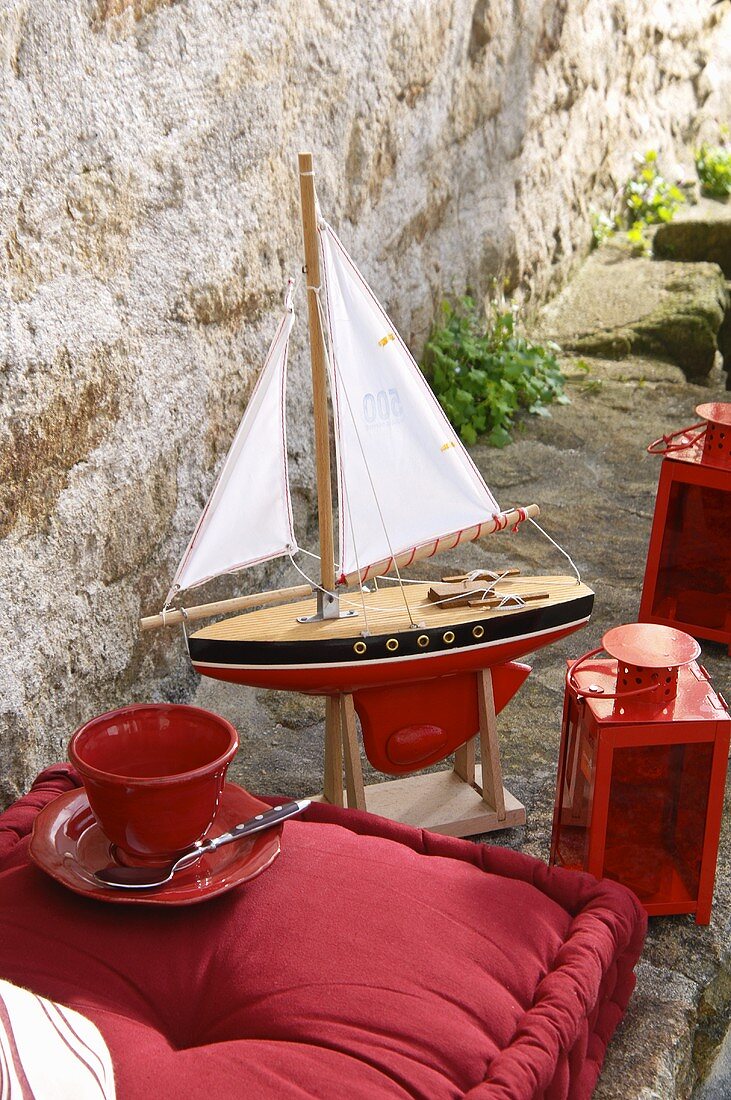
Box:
536 248 729 379
719 292 731 384
199 349 731 1099
695 1024 731 1100
652 196 731 385
654 201 731 278
1 0 730 798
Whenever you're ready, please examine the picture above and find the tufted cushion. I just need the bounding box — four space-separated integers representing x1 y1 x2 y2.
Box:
0 766 645 1099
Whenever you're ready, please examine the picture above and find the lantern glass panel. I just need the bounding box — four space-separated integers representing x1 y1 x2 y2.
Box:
652 482 731 630
603 742 714 906
552 700 595 872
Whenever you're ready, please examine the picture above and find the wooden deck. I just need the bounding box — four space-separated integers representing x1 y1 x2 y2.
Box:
192 576 593 643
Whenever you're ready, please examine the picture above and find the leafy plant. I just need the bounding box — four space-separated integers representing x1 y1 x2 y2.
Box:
566 358 603 394
589 149 686 251
694 138 731 198
421 295 567 447
623 150 686 229
590 209 616 248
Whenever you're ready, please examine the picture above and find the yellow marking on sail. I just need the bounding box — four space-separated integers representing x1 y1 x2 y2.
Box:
378 332 395 347
440 441 455 452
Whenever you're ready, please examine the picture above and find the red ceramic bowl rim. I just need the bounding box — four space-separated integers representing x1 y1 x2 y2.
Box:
68 703 239 786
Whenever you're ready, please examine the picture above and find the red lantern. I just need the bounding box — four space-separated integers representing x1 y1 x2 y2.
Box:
550 624 730 924
639 402 731 652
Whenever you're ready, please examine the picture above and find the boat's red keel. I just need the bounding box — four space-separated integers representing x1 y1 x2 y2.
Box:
353 662 531 774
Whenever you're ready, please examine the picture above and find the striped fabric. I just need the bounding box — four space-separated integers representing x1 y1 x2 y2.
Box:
0 979 115 1099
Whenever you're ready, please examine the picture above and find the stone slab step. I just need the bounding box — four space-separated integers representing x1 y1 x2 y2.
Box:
535 249 729 380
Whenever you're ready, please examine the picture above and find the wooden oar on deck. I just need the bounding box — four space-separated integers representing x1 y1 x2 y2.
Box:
428 584 550 609
140 583 313 632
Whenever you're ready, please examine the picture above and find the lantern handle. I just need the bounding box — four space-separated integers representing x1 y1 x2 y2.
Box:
647 421 707 455
567 648 663 701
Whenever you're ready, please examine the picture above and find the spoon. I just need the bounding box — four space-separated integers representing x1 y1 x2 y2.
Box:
93 799 310 890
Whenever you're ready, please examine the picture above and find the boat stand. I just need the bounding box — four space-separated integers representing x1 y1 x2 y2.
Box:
314 669 526 838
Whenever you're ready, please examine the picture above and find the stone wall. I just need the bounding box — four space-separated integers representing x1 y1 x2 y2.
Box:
1 0 729 804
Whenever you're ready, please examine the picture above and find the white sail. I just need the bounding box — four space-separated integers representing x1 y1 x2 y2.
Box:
319 222 503 586
168 309 297 599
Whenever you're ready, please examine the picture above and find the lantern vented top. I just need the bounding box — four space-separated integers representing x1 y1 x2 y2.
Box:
603 623 700 708
697 402 731 471
602 623 700 670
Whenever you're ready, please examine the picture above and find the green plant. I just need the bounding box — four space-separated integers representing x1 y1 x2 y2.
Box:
567 358 603 393
589 149 686 251
421 295 567 447
623 150 686 228
694 138 731 198
590 209 616 248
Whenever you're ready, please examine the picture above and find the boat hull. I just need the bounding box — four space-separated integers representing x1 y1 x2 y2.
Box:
189 580 593 774
188 590 594 695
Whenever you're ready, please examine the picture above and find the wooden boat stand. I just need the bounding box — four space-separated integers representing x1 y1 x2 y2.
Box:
314 668 526 838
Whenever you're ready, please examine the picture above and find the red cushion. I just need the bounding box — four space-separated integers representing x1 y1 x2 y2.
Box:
0 766 645 1099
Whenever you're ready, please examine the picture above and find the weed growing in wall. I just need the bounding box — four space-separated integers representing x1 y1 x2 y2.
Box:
695 136 731 198
421 295 567 447
622 150 686 245
590 149 686 251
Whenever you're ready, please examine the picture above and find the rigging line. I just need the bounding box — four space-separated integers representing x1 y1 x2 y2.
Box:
497 594 526 609
529 518 582 585
178 605 192 656
296 546 322 561
308 257 372 635
336 592 432 615
306 203 371 633
305 279 370 633
288 552 404 624
375 575 426 585
315 235 413 609
288 551 327 595
343 491 370 634
312 275 417 630
325 371 370 633
340 597 416 615
427 568 523 608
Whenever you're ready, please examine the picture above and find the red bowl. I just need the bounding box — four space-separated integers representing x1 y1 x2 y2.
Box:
68 703 239 864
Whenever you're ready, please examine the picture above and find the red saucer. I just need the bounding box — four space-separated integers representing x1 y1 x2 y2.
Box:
29 782 281 906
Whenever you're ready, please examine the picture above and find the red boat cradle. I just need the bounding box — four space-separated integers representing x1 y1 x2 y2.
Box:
354 663 530 774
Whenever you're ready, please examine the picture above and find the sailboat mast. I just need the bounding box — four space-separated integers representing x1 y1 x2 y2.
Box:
298 151 336 593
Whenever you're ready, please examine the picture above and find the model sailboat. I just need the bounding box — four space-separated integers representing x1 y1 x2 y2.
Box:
142 154 593 782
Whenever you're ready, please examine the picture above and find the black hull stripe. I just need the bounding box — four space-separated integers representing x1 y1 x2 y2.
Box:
189 594 594 668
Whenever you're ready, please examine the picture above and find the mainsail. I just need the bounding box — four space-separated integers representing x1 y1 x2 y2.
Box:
319 222 510 587
168 308 297 600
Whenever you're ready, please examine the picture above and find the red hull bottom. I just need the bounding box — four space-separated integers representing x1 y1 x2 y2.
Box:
353 663 531 773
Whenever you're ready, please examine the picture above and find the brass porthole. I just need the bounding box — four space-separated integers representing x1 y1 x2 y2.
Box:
443 631 455 644
417 634 430 648
353 641 367 655
472 625 485 639
386 638 399 652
